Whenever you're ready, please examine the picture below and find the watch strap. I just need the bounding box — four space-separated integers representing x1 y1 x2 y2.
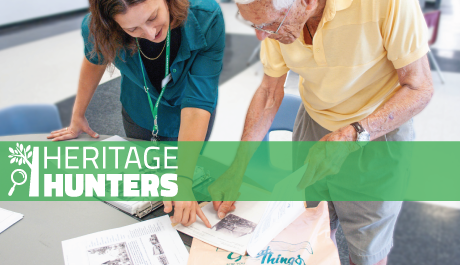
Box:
351 122 364 134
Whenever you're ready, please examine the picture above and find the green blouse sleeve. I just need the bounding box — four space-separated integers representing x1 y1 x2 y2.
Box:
180 8 225 114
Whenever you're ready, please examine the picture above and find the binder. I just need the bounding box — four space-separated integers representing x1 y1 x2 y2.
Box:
100 166 212 246
104 201 164 218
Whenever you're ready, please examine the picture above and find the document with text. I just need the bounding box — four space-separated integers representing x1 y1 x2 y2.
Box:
62 215 188 265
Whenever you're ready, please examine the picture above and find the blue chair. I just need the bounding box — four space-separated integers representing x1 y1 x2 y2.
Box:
263 93 303 141
0 104 63 136
245 93 302 191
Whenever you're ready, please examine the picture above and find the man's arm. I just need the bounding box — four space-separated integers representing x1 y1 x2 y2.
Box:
228 73 287 173
210 73 286 217
322 55 434 142
241 73 287 141
297 55 434 189
360 55 434 140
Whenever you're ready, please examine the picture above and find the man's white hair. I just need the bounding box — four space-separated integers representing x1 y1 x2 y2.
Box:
234 0 295 11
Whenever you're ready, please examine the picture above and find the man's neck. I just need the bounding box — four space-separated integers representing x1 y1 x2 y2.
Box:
307 0 327 30
302 0 327 44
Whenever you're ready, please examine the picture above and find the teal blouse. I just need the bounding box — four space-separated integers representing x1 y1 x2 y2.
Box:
81 0 225 137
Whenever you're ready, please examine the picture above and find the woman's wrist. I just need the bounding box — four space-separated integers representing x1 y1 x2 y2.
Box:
177 175 193 189
177 175 193 181
72 106 87 119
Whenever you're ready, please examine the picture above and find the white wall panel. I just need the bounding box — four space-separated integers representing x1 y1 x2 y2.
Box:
1 0 89 27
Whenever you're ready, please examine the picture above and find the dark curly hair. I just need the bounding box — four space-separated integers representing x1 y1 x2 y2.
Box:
88 0 189 65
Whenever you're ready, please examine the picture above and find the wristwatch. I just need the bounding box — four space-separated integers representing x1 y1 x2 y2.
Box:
350 122 370 147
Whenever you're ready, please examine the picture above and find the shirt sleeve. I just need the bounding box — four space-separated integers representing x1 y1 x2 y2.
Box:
382 0 429 69
181 8 225 114
260 38 289 77
81 14 106 65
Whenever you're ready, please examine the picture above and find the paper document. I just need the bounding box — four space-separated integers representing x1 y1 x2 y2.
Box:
0 207 23 234
103 135 128 141
62 215 188 265
247 201 305 257
176 201 269 255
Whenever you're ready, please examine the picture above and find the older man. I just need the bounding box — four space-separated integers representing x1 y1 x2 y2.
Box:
212 0 433 264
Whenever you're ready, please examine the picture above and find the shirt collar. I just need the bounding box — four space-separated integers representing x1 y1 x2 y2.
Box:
181 8 207 51
335 0 353 11
322 0 353 22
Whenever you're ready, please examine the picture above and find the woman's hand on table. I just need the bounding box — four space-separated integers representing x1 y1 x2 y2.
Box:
47 115 99 141
163 177 211 228
164 201 211 228
208 165 241 219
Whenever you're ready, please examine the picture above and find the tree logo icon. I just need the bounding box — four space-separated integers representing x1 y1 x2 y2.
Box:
9 143 33 167
7 143 39 197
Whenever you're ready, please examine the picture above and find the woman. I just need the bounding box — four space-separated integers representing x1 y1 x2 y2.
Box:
47 0 225 227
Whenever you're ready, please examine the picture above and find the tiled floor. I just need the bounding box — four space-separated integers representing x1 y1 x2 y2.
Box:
1 1 460 264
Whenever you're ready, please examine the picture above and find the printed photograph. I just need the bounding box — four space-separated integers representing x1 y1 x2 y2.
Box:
150 234 164 255
87 242 133 265
152 243 164 255
149 234 160 245
211 214 257 238
158 254 169 265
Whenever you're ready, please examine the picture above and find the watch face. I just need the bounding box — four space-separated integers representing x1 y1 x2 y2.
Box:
358 132 370 142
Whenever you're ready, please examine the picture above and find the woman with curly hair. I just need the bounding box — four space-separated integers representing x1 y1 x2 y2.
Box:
48 0 225 226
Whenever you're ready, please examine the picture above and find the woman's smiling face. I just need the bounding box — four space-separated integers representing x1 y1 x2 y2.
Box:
114 0 170 43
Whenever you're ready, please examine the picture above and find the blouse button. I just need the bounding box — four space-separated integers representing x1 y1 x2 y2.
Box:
173 69 177 73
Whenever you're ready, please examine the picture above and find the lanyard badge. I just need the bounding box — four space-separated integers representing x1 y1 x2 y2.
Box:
137 27 171 141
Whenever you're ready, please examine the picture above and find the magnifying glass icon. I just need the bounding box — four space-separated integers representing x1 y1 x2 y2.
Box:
8 169 27 196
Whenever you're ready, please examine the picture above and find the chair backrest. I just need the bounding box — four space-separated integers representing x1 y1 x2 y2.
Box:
263 94 302 141
0 104 62 136
424 10 441 46
249 94 302 173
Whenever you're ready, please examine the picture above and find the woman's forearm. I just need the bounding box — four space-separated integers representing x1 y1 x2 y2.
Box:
72 57 107 118
178 107 210 141
176 107 211 179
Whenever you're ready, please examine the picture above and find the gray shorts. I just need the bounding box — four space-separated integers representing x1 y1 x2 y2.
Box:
292 104 414 265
